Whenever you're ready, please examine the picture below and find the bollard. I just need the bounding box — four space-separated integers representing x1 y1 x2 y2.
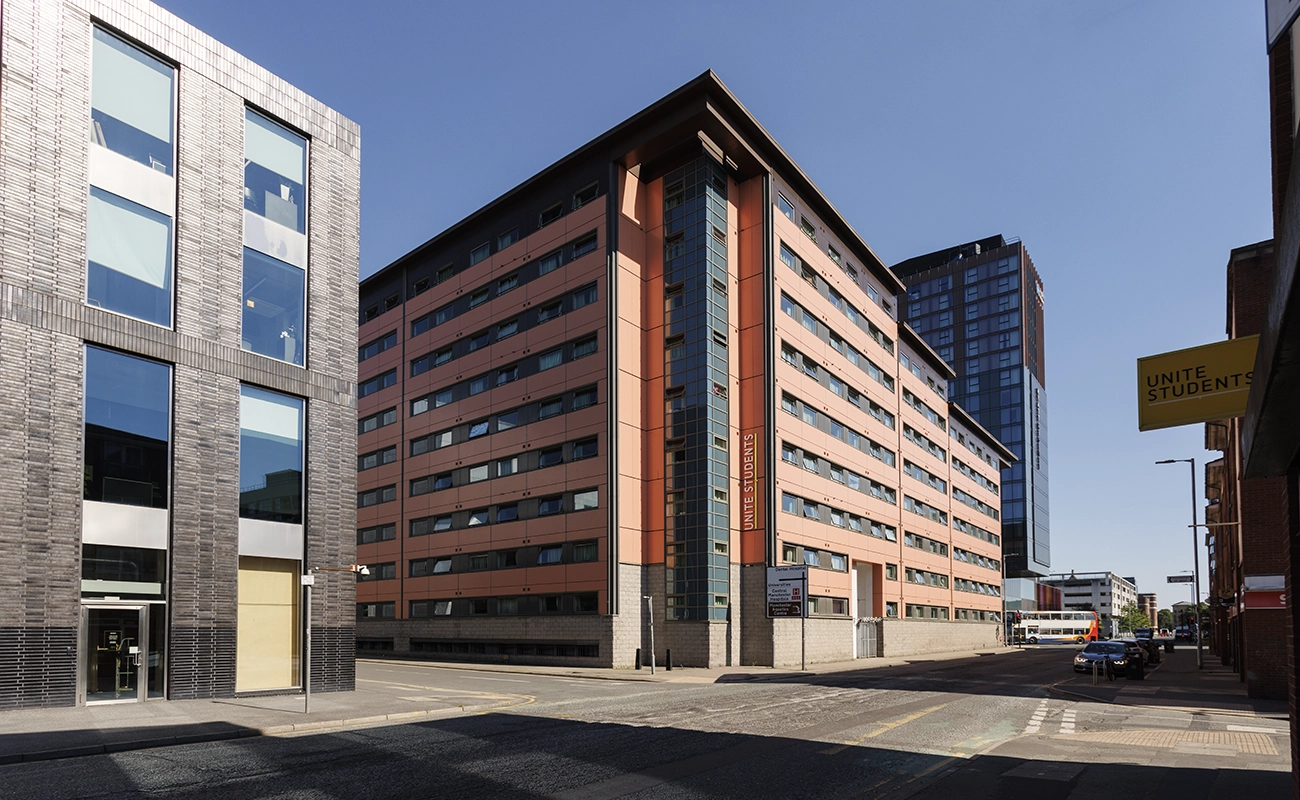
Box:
666 649 672 671
1092 659 1099 685
635 648 642 670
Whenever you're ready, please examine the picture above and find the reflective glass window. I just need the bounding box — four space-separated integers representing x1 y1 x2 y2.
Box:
87 188 173 327
91 28 174 173
244 110 307 233
242 248 305 365
84 347 170 508
239 385 304 524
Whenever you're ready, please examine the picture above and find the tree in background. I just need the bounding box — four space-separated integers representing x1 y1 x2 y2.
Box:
1157 609 1174 630
1115 602 1151 634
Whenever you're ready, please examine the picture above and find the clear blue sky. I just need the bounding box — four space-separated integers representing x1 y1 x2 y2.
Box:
157 0 1271 610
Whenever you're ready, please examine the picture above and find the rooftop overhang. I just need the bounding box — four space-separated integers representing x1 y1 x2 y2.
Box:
1243 140 1300 478
363 71 906 298
948 401 1017 466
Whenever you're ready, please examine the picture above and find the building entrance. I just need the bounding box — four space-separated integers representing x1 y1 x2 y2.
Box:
81 604 164 704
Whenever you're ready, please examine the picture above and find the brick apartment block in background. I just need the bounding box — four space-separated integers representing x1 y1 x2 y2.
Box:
354 72 1014 668
1204 239 1287 701
0 0 360 708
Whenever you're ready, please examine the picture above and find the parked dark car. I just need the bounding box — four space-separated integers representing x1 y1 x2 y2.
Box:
1117 636 1160 665
1074 641 1140 674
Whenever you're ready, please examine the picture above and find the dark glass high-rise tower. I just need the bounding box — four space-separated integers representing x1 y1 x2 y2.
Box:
892 236 1048 595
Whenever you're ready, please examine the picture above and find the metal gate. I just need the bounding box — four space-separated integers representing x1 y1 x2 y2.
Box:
856 618 881 658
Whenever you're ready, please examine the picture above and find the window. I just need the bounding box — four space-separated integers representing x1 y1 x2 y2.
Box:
357 486 395 508
469 242 490 265
357 602 395 619
467 329 489 352
87 188 175 328
91 28 175 174
498 457 519 477
244 109 306 234
572 438 598 460
497 598 519 615
803 550 821 567
356 524 396 544
538 348 563 371
539 250 562 275
540 203 563 227
885 564 897 580
84 347 171 509
538 496 564 516
498 228 519 250
242 247 305 365
539 396 564 418
496 411 519 431
358 447 396 471
469 375 489 396
359 331 397 362
572 232 598 257
497 364 519 385
497 273 519 295
467 509 489 526
496 504 519 522
431 558 452 575
538 447 563 468
828 246 842 266
358 370 396 398
800 217 817 242
573 183 599 209
469 555 489 571
573 387 598 409
538 301 563 323
538 546 563 565
240 386 304 523
468 464 490 483
358 407 397 434
777 193 795 220
572 283 598 309
572 335 598 359
497 319 519 340
574 489 598 510
468 288 489 308
573 542 598 562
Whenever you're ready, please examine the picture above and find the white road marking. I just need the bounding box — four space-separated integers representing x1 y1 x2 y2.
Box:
1060 709 1076 735
1227 724 1286 734
470 677 530 683
1023 698 1050 735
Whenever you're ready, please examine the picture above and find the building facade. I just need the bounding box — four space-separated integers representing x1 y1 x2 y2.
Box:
353 72 1014 669
1042 572 1137 637
1204 240 1288 700
0 0 360 708
890 236 1049 610
1137 593 1158 628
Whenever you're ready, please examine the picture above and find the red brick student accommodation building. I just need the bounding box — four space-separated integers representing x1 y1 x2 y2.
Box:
352 72 1013 668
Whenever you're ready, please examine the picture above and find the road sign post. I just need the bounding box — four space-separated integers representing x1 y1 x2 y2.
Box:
767 566 808 670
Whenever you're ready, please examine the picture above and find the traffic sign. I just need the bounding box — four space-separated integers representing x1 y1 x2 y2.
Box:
767 565 807 618
1167 575 1194 584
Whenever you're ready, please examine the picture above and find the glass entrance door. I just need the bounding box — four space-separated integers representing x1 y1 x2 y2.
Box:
83 605 148 704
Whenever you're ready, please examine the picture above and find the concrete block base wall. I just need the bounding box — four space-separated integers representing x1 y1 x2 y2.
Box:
880 618 999 657
358 562 1001 668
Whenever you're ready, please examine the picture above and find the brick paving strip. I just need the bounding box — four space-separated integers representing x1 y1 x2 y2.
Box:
1064 729 1280 756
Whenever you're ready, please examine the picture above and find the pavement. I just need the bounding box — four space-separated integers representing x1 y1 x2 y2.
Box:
1050 644 1288 720
0 646 1019 765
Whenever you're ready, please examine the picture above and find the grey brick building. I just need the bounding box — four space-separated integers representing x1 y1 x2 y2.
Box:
0 0 359 708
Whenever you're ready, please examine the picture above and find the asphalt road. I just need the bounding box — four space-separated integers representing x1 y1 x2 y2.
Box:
0 648 1288 799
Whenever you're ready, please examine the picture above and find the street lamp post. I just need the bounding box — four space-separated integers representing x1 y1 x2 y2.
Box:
1156 458 1203 669
304 564 369 713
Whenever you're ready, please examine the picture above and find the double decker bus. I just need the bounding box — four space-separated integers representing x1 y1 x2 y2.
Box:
1013 610 1100 644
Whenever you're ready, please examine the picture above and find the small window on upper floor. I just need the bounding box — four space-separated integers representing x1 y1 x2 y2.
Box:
800 217 817 242
777 193 794 221
538 250 563 276
91 28 175 175
572 232 598 257
828 246 842 266
497 228 519 250
573 183 598 210
469 242 490 266
244 109 307 234
540 202 563 227
497 273 519 295
412 277 430 296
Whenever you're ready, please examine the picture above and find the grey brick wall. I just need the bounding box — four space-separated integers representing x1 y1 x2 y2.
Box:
880 618 999 657
0 0 359 707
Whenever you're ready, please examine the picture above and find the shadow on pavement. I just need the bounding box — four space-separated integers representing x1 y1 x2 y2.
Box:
0 711 1286 799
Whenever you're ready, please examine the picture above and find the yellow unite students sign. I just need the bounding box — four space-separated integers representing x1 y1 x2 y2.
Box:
1136 336 1260 431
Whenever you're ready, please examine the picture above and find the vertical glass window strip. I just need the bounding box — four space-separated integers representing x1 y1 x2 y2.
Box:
91 28 174 173
244 110 307 233
239 386 304 524
84 347 171 508
242 248 306 365
86 188 173 326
